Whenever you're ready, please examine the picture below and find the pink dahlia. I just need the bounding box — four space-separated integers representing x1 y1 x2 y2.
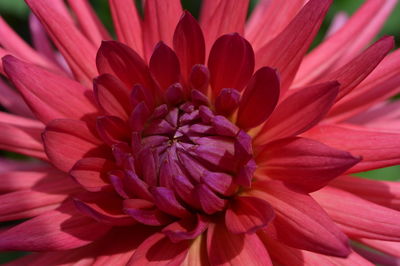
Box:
0 0 399 265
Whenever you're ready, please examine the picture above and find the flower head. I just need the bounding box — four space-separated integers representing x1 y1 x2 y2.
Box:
0 0 400 265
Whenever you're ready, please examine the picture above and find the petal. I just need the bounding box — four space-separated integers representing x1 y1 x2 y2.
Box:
207 220 272 266
295 0 397 87
256 137 360 192
236 67 280 129
225 196 275 234
318 36 394 101
96 41 155 92
0 74 34 117
96 116 131 145
26 0 97 85
0 201 111 251
359 238 400 258
43 119 109 172
109 0 143 57
142 0 182 60
150 187 191 218
312 186 400 241
303 124 400 173
128 232 190 266
250 180 351 257
180 234 210 266
254 81 339 146
70 157 116 192
208 33 255 97
3 56 98 124
162 215 209 243
255 0 332 94
200 0 250 51
124 199 173 226
149 42 180 90
173 11 206 84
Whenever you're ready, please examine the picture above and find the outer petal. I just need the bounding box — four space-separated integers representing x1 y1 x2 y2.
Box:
3 56 98 124
208 33 255 97
256 137 360 192
43 119 109 172
128 232 191 266
312 186 400 241
0 79 33 117
181 234 210 266
236 67 280 130
255 0 331 94
142 0 182 60
303 124 400 173
26 0 98 84
207 220 272 266
0 201 111 251
359 238 400 258
200 0 249 51
254 81 339 146
249 181 351 257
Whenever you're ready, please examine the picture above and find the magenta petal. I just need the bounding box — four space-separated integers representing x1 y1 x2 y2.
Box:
162 214 209 243
173 11 206 84
128 232 190 266
215 88 241 117
201 171 236 196
129 102 151 132
149 42 180 90
195 184 226 215
150 187 190 218
124 199 173 226
208 33 255 97
225 196 275 234
237 67 280 129
189 64 210 93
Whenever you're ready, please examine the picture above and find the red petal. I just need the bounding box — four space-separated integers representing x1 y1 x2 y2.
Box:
251 180 351 257
257 137 360 192
225 196 275 234
149 42 180 90
173 11 206 84
303 124 400 173
109 0 143 57
312 186 400 241
255 0 331 94
255 81 339 145
128 232 190 266
0 201 111 251
96 41 155 92
96 116 131 145
236 67 280 129
43 119 108 172
124 199 173 226
200 0 250 51
207 220 272 266
208 33 255 97
3 56 98 124
162 215 209 243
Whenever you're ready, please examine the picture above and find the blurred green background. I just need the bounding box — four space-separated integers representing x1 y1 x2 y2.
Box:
0 0 399 263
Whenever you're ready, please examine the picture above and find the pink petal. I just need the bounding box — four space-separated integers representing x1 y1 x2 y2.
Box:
255 0 331 94
256 137 360 192
207 220 272 266
312 186 400 241
295 0 397 87
180 234 209 266
317 36 394 101
200 0 250 51
225 196 275 234
0 176 78 222
0 79 33 118
236 67 280 129
96 41 155 93
303 124 400 173
128 232 190 266
254 81 339 146
96 116 131 145
66 0 111 45
250 180 351 257
208 33 255 97
173 11 206 85
149 42 181 90
109 0 143 57
142 0 182 60
0 201 111 251
124 199 173 226
245 0 305 52
330 175 400 210
3 56 98 124
359 238 400 258
26 0 98 85
70 157 115 192
162 215 209 243
43 119 108 172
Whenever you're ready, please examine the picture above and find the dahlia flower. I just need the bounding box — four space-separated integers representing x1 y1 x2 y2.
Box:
0 0 399 265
